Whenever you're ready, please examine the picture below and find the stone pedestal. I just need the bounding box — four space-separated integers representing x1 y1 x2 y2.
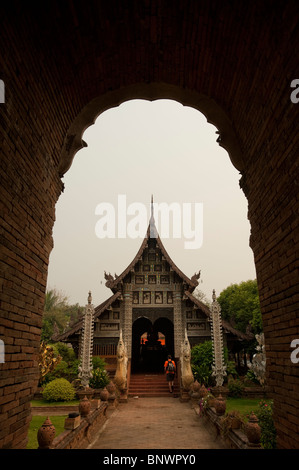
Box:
64 413 81 430
180 389 190 402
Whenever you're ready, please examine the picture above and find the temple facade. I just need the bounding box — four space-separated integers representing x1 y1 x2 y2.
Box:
56 206 250 374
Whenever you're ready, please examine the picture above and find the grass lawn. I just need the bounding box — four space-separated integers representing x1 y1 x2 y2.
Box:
27 415 67 449
225 397 270 420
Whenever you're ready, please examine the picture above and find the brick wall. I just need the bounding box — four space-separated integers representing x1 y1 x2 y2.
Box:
0 0 298 448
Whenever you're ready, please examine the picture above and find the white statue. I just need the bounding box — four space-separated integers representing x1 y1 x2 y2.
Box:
180 329 194 391
114 330 128 392
248 333 266 385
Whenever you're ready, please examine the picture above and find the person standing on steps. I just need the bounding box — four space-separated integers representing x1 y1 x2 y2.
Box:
164 355 176 392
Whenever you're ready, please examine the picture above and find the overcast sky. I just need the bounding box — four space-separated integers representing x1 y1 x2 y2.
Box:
47 99 256 307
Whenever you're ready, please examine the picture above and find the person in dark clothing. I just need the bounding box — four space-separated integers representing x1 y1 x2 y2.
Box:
164 355 176 392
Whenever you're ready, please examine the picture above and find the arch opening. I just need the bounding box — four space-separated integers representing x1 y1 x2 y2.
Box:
132 316 174 374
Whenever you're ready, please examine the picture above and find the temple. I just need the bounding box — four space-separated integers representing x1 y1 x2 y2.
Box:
55 198 250 375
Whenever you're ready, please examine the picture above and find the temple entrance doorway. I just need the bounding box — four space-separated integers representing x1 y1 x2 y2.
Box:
131 316 174 373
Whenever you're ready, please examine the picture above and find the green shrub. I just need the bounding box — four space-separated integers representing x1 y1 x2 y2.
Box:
54 342 76 363
256 400 277 449
42 378 76 402
225 361 238 379
89 368 110 389
228 378 244 397
245 369 260 385
92 356 107 370
191 341 214 386
191 340 230 387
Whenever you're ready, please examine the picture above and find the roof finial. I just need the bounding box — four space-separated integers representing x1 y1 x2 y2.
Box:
149 194 157 238
151 194 154 217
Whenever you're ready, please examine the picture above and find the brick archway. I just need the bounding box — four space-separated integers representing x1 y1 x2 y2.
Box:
0 1 298 449
58 84 244 177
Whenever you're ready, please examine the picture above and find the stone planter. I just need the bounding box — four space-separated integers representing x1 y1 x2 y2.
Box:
64 413 81 430
37 417 56 449
245 412 261 445
93 389 102 399
214 394 226 416
79 396 91 417
77 387 94 401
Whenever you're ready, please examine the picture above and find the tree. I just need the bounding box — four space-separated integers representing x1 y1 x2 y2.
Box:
217 280 262 335
41 289 83 342
192 288 211 308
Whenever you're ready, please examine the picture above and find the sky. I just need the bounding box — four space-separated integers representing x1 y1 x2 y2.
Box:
46 99 256 307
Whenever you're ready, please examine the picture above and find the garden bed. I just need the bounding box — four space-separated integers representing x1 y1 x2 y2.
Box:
30 399 80 415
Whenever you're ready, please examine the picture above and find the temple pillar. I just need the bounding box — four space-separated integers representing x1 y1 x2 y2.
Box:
122 285 133 359
173 286 184 358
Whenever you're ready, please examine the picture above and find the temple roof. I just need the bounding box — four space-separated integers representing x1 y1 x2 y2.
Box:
184 290 253 341
104 202 201 292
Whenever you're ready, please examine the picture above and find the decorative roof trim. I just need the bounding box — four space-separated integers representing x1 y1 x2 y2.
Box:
184 291 253 341
52 291 122 341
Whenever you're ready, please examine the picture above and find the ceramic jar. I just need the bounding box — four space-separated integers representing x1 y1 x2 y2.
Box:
214 394 226 416
99 387 109 401
199 384 208 398
192 381 201 394
79 395 91 417
106 381 116 395
246 412 261 444
37 417 56 449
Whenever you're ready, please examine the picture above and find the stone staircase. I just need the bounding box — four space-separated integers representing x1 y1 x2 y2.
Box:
128 373 179 398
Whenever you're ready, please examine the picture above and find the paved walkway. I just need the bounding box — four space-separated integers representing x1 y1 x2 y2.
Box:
88 397 227 449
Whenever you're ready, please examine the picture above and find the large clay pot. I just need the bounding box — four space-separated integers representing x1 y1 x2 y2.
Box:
198 384 208 398
37 417 56 449
106 381 116 393
106 381 116 395
245 412 261 445
190 380 201 398
214 394 226 416
100 387 109 402
79 395 91 417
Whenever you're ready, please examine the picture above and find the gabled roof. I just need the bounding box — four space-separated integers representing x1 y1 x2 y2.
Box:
104 211 200 292
184 290 253 341
52 291 122 341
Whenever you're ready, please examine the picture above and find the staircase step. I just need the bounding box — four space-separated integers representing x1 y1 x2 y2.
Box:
129 374 178 397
